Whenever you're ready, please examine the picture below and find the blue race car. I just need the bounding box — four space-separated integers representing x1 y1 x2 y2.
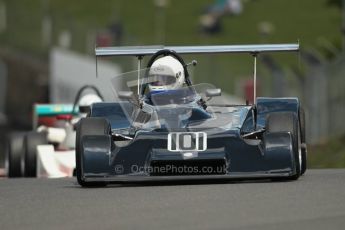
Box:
76 44 307 187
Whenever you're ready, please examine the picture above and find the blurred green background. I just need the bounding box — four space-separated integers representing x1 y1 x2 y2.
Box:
1 0 342 93
2 0 341 53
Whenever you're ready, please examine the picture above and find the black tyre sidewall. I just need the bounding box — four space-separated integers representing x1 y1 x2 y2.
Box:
299 107 307 175
301 149 307 175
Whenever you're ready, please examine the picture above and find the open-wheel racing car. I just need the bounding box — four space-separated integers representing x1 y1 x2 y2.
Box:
76 44 307 187
6 85 104 178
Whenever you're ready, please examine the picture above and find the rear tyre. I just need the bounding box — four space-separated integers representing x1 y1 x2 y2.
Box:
6 133 25 177
299 107 307 175
24 131 48 177
266 112 301 180
76 117 110 187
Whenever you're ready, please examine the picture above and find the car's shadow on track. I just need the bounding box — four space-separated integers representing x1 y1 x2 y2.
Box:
66 176 301 189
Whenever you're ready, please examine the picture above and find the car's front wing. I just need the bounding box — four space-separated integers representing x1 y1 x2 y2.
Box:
79 131 297 183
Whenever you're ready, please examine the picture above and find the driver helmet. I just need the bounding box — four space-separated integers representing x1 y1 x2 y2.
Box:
78 94 103 113
148 56 185 94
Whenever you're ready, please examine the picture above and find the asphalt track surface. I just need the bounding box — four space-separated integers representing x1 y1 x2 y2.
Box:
1 169 345 230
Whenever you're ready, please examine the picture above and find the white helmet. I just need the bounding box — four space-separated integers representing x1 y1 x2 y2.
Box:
78 94 103 113
148 56 185 93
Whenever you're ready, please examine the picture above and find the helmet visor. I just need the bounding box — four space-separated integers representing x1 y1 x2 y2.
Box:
149 74 176 86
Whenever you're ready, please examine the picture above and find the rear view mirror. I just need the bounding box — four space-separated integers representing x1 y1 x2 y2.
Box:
206 88 221 97
118 91 134 100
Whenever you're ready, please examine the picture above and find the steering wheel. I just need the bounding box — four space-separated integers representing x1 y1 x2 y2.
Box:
141 49 193 95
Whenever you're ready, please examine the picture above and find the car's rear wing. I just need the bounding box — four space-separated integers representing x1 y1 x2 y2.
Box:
95 43 299 104
33 104 77 129
35 104 75 116
95 44 299 57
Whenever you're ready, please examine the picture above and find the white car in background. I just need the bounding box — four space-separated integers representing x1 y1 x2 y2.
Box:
6 85 103 178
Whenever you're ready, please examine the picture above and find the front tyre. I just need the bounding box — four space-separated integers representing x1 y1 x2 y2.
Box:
266 112 301 180
76 117 110 187
24 131 47 177
6 132 25 177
